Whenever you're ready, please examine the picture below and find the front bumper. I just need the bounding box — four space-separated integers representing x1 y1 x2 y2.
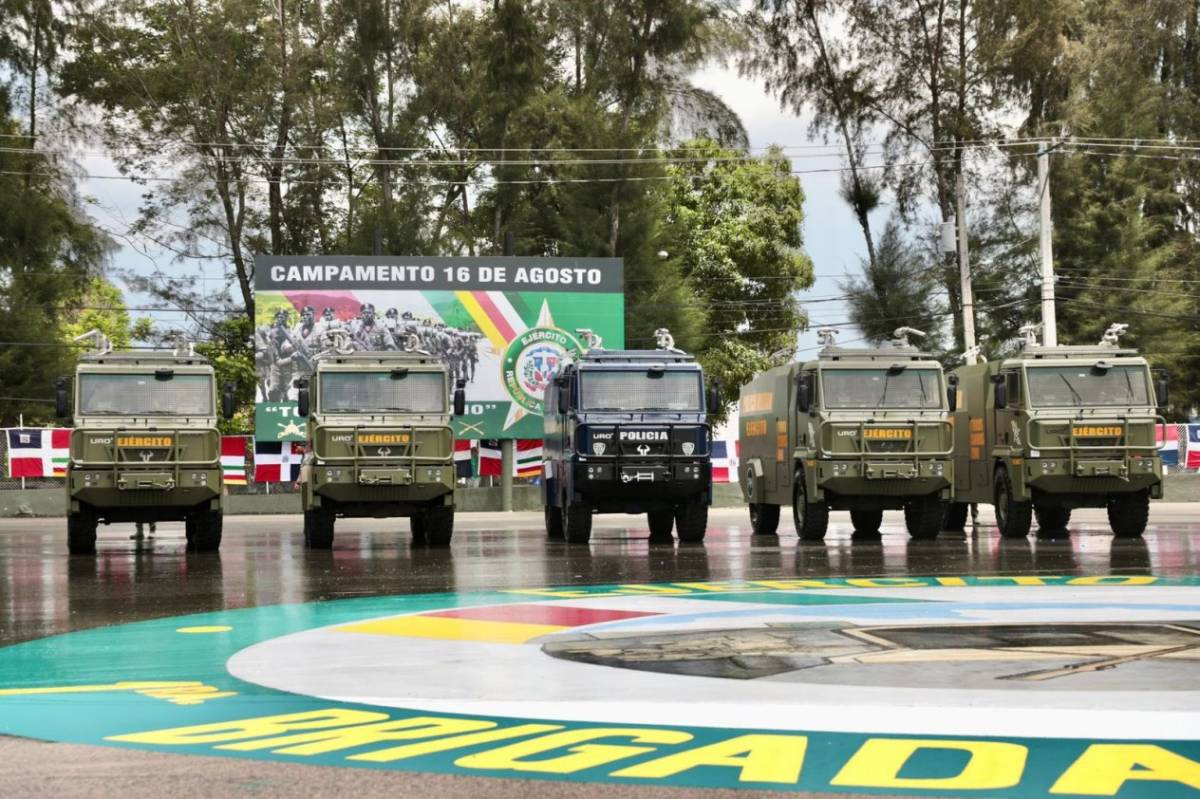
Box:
311 461 455 505
1022 455 1162 498
812 458 953 499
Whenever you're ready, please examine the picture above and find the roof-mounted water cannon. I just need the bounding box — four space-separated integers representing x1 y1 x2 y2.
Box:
1100 322 1129 348
816 327 839 350
892 327 926 349
654 328 683 353
1018 322 1043 349
575 328 603 351
323 328 356 355
168 332 195 358
73 329 111 355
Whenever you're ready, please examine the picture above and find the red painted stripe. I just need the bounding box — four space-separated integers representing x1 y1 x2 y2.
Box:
472 291 518 341
426 604 660 627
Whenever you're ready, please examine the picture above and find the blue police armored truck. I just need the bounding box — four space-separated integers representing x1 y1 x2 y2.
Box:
542 330 720 544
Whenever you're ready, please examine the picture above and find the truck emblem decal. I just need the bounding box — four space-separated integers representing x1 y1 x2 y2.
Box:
682 442 695 455
139 451 153 462
377 447 392 457
637 444 651 456
621 471 655 483
593 443 606 455
1011 420 1022 447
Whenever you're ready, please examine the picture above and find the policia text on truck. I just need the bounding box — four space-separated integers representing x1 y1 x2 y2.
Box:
542 330 719 544
56 332 235 555
947 323 1167 538
738 328 955 540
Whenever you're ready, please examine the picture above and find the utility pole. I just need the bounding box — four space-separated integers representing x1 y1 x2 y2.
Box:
1038 143 1058 347
956 171 978 365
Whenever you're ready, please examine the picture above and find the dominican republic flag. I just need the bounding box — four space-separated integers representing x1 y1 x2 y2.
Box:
6 429 70 478
1156 424 1180 469
515 439 543 477
221 436 249 485
711 440 731 483
478 439 502 477
254 440 304 483
1180 427 1200 470
454 439 474 478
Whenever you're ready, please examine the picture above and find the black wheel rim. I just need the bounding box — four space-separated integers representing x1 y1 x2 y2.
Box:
997 476 1009 529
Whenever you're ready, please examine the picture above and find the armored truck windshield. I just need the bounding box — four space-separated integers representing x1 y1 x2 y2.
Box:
821 368 943 410
1024 364 1152 408
579 368 702 412
78 373 213 416
318 371 446 413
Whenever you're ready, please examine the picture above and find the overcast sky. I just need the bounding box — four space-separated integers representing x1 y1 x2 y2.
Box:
78 61 879 354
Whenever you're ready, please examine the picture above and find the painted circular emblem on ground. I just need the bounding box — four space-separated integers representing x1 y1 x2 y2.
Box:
1 576 1199 798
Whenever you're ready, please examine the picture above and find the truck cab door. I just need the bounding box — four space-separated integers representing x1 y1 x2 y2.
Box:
994 370 1022 456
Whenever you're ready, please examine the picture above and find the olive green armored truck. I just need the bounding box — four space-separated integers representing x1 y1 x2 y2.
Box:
947 323 1166 538
738 328 955 540
56 337 234 555
296 349 466 548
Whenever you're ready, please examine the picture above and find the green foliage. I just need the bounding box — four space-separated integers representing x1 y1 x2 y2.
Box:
842 220 946 355
194 316 256 433
60 278 133 350
655 140 814 417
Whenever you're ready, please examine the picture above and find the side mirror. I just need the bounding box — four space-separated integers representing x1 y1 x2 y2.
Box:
557 377 570 415
221 381 236 420
55 378 68 419
993 376 1007 410
796 373 811 414
706 379 722 414
296 379 310 418
947 375 959 413
453 379 466 417
1155 371 1169 408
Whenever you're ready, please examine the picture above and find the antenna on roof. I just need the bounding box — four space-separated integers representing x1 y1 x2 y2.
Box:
73 329 111 355
891 327 926 348
575 328 603 351
1100 322 1129 347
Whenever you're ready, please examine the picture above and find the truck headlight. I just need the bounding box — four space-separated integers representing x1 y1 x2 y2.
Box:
191 472 207 485
425 468 443 480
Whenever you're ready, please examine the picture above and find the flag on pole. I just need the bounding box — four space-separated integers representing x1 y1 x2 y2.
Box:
478 439 502 477
1187 426 1200 470
221 436 248 485
515 439 543 477
711 440 731 483
6 429 70 478
254 440 305 482
454 439 474 478
1156 424 1179 468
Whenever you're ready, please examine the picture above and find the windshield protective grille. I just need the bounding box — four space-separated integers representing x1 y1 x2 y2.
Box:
320 372 445 413
580 370 702 412
1026 365 1151 407
821 369 942 410
79 374 212 416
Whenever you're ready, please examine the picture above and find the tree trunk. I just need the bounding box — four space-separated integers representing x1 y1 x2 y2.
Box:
267 0 291 254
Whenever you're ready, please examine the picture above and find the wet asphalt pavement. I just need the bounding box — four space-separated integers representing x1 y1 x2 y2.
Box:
1 505 1198 798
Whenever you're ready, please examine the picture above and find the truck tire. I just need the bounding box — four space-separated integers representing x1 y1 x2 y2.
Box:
186 510 223 552
850 509 883 536
563 502 592 544
792 471 829 541
304 506 335 549
410 512 427 544
943 502 970 532
647 509 675 539
674 504 707 543
749 503 780 536
904 496 945 540
545 504 564 539
1034 505 1072 534
993 467 1032 539
1108 490 1150 538
67 507 97 555
423 506 454 547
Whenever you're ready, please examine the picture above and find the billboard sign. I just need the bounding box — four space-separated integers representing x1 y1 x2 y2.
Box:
253 256 624 439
